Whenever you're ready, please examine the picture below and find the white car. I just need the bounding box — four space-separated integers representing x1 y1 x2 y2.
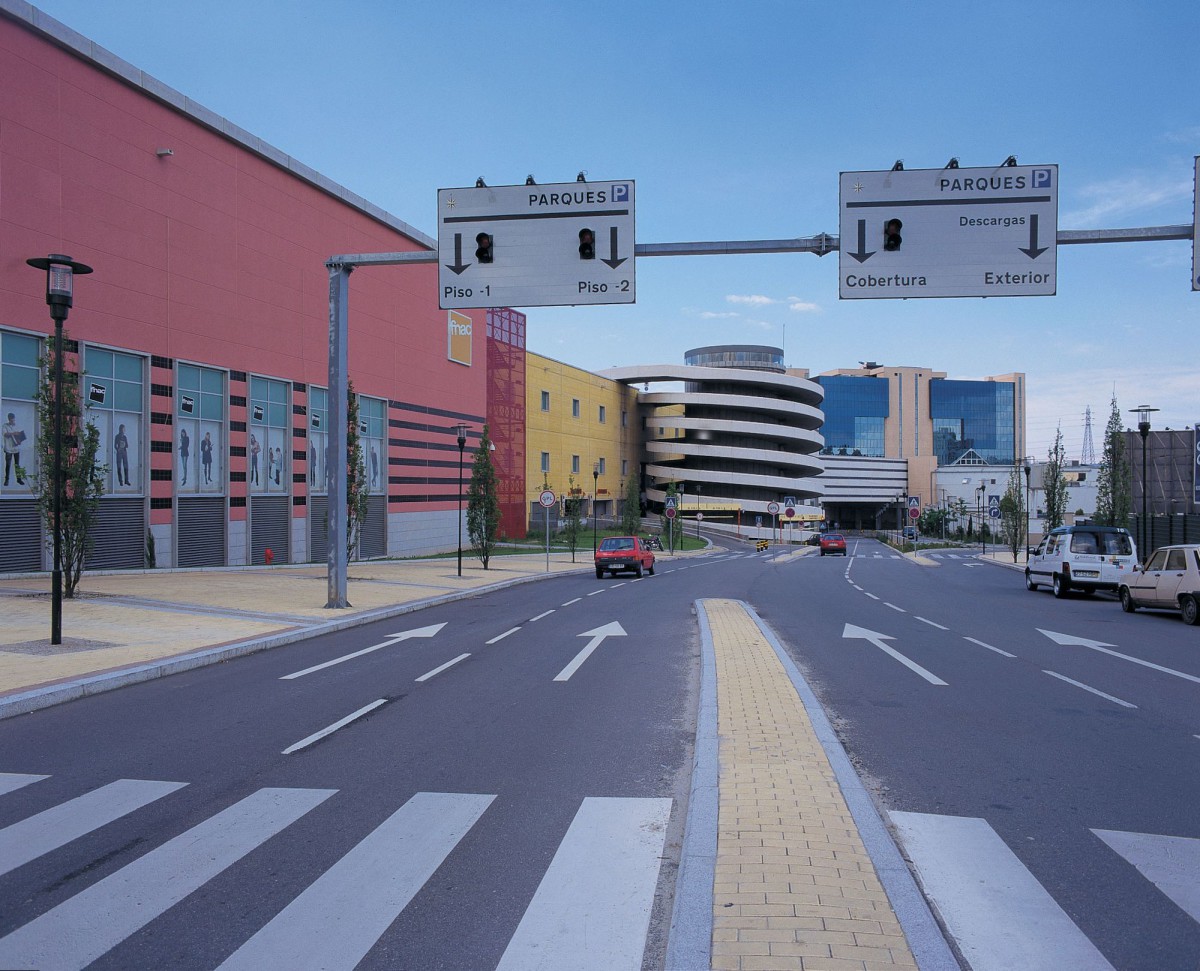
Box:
1118 544 1200 625
1026 525 1138 598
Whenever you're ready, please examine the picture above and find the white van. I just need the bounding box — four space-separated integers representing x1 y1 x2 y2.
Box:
1025 525 1138 598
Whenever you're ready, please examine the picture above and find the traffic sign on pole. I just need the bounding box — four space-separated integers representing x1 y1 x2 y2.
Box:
438 180 635 309
839 163 1058 299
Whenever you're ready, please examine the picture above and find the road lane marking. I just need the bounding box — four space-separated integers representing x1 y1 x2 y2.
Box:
1038 629 1200 685
964 636 1016 658
885 603 906 612
217 792 494 971
486 628 520 644
1043 670 1136 708
0 787 335 971
283 701 387 754
554 623 627 683
0 773 47 797
865 592 880 600
0 779 187 878
415 654 471 683
1092 829 1200 923
587 589 605 596
561 597 582 606
496 797 671 971
916 617 948 629
852 584 863 590
843 624 947 686
529 610 555 622
280 623 446 680
889 812 1116 971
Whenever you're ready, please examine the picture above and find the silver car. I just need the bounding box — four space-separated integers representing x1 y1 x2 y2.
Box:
1118 544 1200 625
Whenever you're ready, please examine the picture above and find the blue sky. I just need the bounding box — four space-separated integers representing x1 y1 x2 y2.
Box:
29 0 1199 460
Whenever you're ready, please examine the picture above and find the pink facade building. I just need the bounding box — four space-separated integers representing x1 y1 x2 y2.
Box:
0 3 524 571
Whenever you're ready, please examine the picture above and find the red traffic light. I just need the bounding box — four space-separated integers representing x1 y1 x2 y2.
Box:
475 232 494 263
578 227 595 260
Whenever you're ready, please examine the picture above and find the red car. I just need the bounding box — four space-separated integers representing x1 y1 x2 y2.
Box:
819 533 847 556
595 536 656 578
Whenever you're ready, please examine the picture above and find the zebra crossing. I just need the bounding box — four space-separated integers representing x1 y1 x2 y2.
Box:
0 771 670 971
891 810 1200 971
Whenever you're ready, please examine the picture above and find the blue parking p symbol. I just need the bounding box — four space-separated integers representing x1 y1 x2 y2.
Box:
1032 168 1052 189
612 184 630 203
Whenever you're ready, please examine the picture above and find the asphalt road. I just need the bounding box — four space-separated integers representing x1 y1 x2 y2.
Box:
1 536 1198 970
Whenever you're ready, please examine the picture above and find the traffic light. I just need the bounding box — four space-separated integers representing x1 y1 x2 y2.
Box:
883 218 903 251
475 232 493 263
578 227 595 260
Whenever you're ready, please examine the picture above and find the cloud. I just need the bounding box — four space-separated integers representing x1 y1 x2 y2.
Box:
1063 173 1192 227
726 294 777 306
700 311 740 319
788 300 820 313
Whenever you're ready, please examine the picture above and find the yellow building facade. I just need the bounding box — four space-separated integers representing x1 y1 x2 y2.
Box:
525 352 641 529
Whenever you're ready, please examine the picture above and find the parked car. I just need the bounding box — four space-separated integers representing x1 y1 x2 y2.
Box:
1025 525 1138 598
1117 544 1200 625
595 536 655 578
819 533 847 556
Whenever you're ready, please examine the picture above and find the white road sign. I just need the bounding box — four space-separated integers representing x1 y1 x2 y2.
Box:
839 164 1058 299
438 180 635 309
539 489 556 508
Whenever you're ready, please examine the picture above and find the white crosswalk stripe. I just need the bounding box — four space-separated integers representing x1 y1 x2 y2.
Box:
1092 828 1200 923
0 775 671 970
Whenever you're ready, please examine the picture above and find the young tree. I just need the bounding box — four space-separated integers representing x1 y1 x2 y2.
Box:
1094 394 1131 528
561 474 584 562
345 381 369 559
1042 425 1069 534
619 471 642 536
466 423 501 568
998 465 1026 562
659 483 683 550
31 333 107 598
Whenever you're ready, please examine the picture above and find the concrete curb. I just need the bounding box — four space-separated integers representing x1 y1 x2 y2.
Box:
0 566 590 721
664 600 719 970
738 601 960 971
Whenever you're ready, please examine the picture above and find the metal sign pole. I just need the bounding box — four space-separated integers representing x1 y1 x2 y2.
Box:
325 262 351 608
545 503 550 572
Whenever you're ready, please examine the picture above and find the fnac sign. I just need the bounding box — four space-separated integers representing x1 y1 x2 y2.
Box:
448 311 472 366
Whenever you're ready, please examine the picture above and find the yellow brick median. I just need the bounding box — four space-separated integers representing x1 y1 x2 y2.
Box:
702 599 917 971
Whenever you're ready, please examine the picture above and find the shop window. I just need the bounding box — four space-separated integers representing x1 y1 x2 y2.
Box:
250 375 290 494
85 347 145 495
176 364 225 494
309 387 328 494
356 394 386 495
1 331 40 495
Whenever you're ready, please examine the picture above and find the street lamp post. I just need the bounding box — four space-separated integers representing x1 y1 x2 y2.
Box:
1023 461 1032 558
976 482 987 555
1130 405 1158 560
592 463 600 553
455 423 468 577
696 483 702 539
26 255 93 646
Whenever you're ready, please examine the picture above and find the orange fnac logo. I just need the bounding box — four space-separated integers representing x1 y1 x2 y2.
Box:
448 311 472 366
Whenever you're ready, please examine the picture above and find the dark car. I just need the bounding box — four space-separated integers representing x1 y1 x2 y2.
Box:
819 533 847 556
595 536 656 578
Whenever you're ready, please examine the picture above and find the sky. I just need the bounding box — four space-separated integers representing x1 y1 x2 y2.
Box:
27 0 1200 462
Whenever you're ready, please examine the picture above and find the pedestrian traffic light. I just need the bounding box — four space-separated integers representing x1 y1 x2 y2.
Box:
578 227 595 260
883 218 903 251
475 232 493 263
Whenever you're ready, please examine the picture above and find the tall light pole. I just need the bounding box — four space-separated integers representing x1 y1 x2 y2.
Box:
1130 405 1158 560
592 462 600 553
976 482 987 554
455 423 468 577
1023 460 1032 557
26 255 93 646
695 483 702 539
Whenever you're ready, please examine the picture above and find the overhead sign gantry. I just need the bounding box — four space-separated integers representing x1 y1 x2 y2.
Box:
838 163 1058 299
437 179 636 309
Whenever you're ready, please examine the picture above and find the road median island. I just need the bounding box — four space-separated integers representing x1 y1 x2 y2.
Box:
696 598 930 970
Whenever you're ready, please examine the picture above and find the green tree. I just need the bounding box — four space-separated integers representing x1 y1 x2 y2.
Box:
1042 426 1069 534
562 474 584 562
466 423 501 568
659 483 683 550
998 465 1026 562
1094 394 1131 528
917 506 952 538
619 472 642 536
345 381 369 559
31 333 106 598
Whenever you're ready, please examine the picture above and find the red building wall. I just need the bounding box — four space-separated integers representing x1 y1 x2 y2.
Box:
0 10 487 561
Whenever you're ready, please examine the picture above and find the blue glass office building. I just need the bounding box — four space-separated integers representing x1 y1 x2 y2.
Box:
814 376 888 457
930 380 1016 465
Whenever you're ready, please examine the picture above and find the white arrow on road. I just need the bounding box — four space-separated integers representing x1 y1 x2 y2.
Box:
1037 629 1200 685
843 624 948 686
281 624 447 680
554 622 627 682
